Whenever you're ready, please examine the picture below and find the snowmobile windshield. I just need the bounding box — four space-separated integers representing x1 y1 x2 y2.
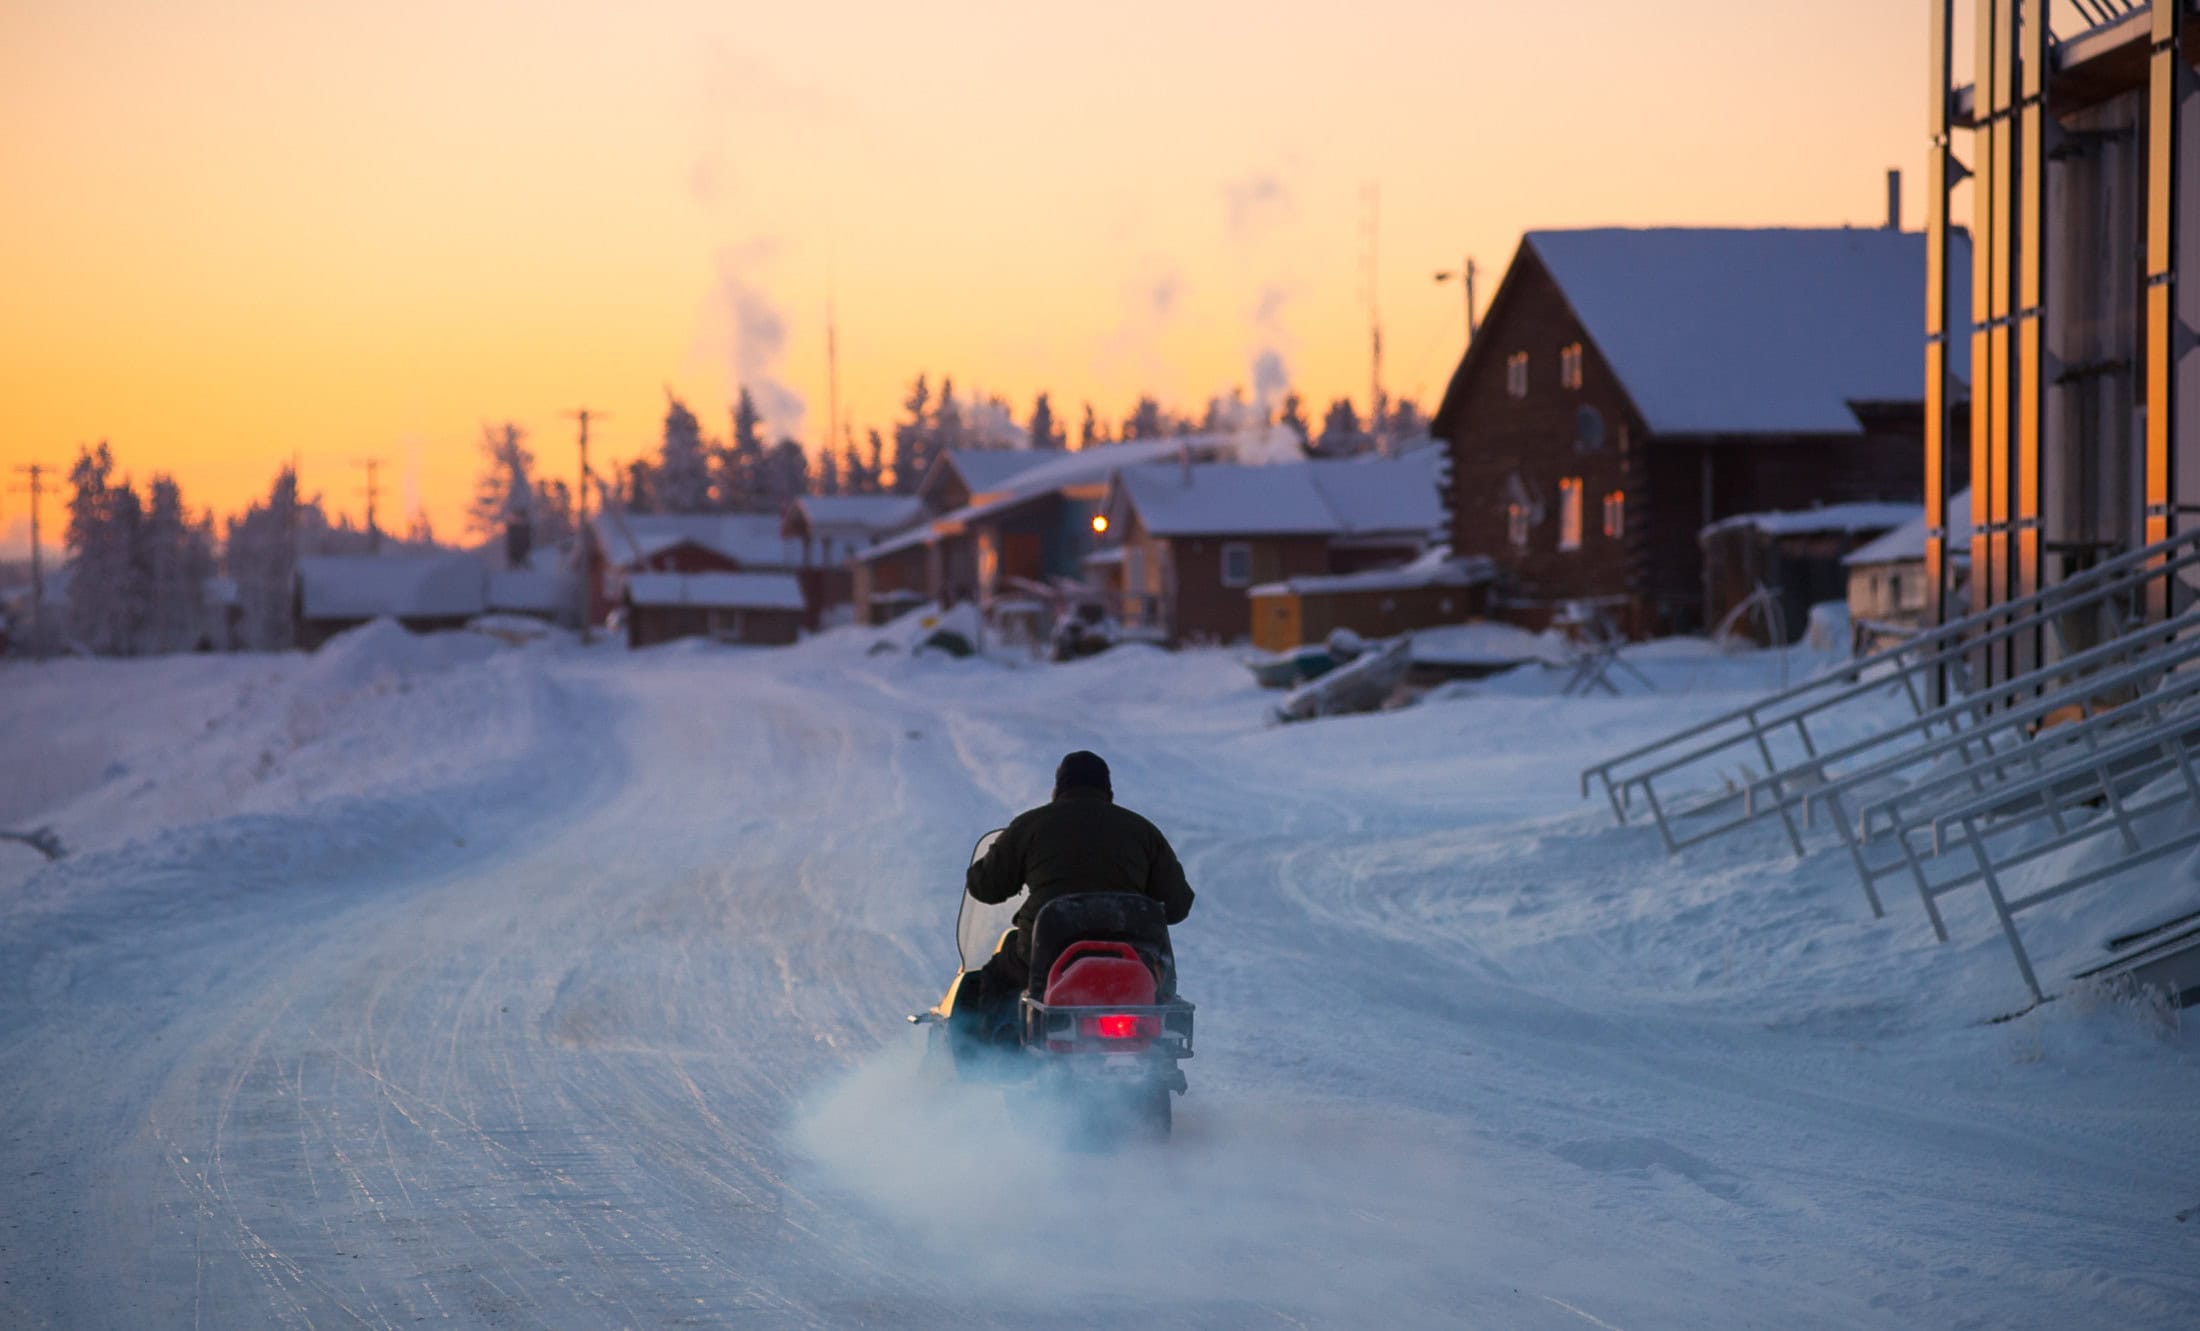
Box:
958 828 1026 971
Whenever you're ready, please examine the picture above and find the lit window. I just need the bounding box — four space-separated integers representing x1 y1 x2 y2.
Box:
1560 343 1584 390
1602 490 1626 540
1507 502 1529 549
1558 477 1583 551
1506 352 1529 399
1221 542 1252 587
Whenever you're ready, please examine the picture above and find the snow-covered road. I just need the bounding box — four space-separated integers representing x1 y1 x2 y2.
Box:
3 630 2195 1328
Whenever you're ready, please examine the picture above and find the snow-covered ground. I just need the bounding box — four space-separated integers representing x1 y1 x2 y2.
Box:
2 623 2194 1328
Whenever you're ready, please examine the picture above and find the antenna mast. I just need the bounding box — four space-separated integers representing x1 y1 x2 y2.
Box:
826 298 840 470
354 457 383 552
1361 182 1386 454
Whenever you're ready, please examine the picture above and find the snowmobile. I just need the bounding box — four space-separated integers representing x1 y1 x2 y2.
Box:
910 830 1195 1143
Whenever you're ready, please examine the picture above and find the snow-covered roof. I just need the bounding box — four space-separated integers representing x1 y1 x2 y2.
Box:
1116 463 1338 537
1525 227 1972 436
486 568 572 614
297 554 488 621
788 494 925 537
1248 547 1495 598
860 435 1239 562
942 449 1057 496
1306 450 1446 538
592 513 811 569
624 571 807 612
1844 489 1975 566
1701 502 1918 544
1109 452 1444 540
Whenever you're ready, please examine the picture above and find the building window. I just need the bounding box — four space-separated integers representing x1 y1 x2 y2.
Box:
1898 569 1928 612
1603 490 1626 540
1560 343 1584 390
1558 477 1583 551
1220 542 1252 587
1506 502 1529 549
1506 351 1529 398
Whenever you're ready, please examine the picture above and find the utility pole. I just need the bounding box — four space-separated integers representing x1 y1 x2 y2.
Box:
355 458 383 552
826 300 840 475
8 463 55 658
1435 256 1480 350
1361 182 1386 455
562 407 607 643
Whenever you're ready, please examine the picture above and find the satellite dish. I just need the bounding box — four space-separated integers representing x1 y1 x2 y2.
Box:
1575 404 1606 453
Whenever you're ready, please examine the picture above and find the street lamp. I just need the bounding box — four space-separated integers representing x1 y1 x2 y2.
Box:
1433 258 1479 346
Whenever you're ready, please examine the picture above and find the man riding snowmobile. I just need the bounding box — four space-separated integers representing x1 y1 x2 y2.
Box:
917 749 1198 1141
964 750 1195 1015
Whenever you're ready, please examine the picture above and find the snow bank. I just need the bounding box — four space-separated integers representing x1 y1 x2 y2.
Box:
0 619 571 902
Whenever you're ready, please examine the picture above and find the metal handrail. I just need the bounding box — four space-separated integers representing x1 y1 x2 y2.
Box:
1842 668 2200 938
1926 711 2200 1000
1765 606 2200 830
1580 524 2200 850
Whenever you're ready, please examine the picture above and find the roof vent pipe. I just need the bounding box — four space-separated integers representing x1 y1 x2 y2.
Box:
1886 169 1901 230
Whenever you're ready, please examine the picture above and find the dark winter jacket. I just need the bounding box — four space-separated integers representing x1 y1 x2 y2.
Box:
966 787 1194 952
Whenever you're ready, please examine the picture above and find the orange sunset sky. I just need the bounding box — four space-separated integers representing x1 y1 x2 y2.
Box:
4 0 1956 556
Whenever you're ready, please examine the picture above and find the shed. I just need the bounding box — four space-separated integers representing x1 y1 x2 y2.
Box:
1247 547 1495 653
1698 503 1915 644
1845 488 1974 648
623 571 807 648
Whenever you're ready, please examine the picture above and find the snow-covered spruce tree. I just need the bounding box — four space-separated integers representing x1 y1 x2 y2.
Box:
224 465 301 651
656 394 713 513
721 388 767 511
62 442 149 655
761 438 808 511
1028 393 1064 451
891 375 930 495
468 423 535 541
815 446 842 496
143 475 213 652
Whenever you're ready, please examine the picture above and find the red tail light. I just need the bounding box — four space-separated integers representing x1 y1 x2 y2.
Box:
1084 1014 1154 1040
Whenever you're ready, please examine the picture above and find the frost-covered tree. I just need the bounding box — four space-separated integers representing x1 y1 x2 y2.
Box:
623 459 659 513
63 442 128 653
469 423 535 539
891 375 931 495
933 378 966 455
759 438 808 512
144 475 213 652
1315 398 1367 456
225 464 302 651
1079 402 1106 450
656 393 713 512
1122 396 1166 442
718 388 768 511
533 478 576 552
1386 396 1428 441
1029 393 1065 451
815 446 842 496
865 427 887 494
1279 392 1310 448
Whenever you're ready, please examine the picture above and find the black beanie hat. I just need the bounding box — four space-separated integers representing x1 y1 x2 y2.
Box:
1054 750 1112 797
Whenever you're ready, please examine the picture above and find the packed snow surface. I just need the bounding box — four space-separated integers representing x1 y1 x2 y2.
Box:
2 623 2195 1329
